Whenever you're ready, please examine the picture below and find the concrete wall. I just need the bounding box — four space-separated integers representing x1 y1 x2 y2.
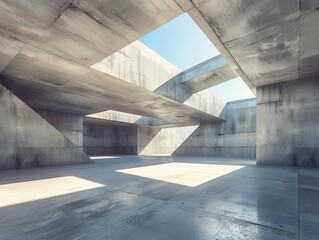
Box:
92 41 226 117
0 84 91 170
92 41 180 92
36 109 83 148
257 77 319 167
138 125 199 155
138 99 256 158
83 124 138 156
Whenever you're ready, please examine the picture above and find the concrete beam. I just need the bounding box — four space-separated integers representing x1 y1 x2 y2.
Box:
188 7 257 94
180 54 237 93
0 38 222 124
92 41 227 120
189 0 319 88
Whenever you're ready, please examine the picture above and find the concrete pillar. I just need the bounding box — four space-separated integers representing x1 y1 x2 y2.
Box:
256 77 319 167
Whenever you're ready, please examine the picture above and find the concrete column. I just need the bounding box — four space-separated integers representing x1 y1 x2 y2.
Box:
256 78 319 167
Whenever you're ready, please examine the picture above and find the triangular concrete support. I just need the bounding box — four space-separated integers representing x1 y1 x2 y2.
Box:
0 84 92 170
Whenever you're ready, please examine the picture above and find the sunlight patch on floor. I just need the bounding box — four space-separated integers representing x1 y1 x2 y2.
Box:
116 162 244 187
0 176 105 208
90 156 122 160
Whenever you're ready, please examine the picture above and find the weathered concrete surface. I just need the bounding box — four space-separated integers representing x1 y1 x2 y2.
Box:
191 0 319 88
138 125 199 155
83 124 138 156
0 2 221 125
2 155 316 239
36 109 84 148
180 55 237 93
174 98 256 158
257 78 319 167
85 110 174 127
0 84 92 170
137 98 256 158
0 39 221 124
92 41 181 92
0 0 183 66
92 40 227 118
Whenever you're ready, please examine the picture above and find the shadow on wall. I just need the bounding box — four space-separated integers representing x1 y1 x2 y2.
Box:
137 99 256 158
138 125 200 155
173 101 256 158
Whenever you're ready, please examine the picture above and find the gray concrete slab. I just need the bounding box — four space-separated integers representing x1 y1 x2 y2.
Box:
0 0 183 66
190 0 319 87
181 55 237 93
0 40 222 124
92 40 227 118
1 155 317 239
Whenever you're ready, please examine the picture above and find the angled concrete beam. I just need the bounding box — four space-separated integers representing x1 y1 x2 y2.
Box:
84 110 199 128
188 7 257 94
180 54 237 93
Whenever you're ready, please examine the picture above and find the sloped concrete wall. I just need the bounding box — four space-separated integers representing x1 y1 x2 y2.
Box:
138 125 199 155
257 77 319 167
137 98 256 158
0 84 92 170
36 109 84 149
83 124 138 156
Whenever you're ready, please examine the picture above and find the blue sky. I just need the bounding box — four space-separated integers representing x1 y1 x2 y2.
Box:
140 13 255 101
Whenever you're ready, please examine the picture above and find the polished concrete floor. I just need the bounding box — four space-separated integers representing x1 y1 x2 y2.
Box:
0 156 318 240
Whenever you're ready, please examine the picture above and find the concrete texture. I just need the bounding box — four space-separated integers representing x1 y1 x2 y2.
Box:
257 77 319 167
36 109 84 148
83 124 138 156
0 0 183 66
174 98 256 158
180 55 237 93
0 155 318 239
0 84 91 170
0 0 318 169
191 0 319 87
92 40 227 119
0 2 222 125
135 98 256 158
83 98 255 158
0 42 220 124
138 125 199 155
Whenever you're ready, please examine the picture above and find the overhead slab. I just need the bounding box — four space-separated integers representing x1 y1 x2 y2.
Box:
190 0 319 87
0 0 227 124
180 54 237 93
0 0 183 66
0 38 222 124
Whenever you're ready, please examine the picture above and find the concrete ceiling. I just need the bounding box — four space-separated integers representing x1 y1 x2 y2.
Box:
0 36 221 124
0 0 183 66
0 0 224 124
0 0 315 125
191 0 319 87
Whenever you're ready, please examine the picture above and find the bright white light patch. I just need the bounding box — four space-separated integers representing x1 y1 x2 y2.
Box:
116 163 243 187
0 176 105 208
90 156 122 160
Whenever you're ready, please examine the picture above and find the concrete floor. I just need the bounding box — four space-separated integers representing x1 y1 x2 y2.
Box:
0 156 318 240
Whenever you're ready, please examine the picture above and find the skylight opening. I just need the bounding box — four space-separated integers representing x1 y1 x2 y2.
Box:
211 77 256 102
139 13 256 102
140 13 220 71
